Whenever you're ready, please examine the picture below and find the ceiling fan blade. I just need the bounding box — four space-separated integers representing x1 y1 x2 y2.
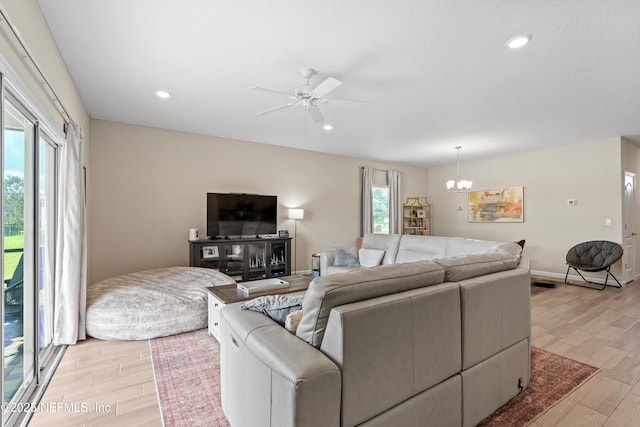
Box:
320 98 370 107
257 102 298 115
310 77 342 98
307 105 325 123
250 86 294 97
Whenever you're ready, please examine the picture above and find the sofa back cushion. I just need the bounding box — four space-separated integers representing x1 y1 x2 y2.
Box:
395 235 520 266
395 235 450 263
296 261 445 347
362 233 401 265
444 237 502 258
434 242 523 282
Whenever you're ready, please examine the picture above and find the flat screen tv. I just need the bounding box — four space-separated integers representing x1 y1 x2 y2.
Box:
207 193 278 238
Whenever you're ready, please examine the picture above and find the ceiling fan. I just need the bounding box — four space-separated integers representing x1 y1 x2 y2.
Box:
250 67 367 123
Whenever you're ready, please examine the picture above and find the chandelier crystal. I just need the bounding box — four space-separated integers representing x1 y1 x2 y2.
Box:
446 146 472 192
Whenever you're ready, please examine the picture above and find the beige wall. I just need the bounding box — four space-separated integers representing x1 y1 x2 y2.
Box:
426 138 625 279
0 0 89 138
88 120 429 284
89 121 635 284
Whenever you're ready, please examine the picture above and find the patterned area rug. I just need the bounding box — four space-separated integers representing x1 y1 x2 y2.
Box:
478 347 599 426
150 328 229 427
150 331 597 427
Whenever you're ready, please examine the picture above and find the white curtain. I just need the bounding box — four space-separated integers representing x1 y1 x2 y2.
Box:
361 166 373 235
387 170 402 234
53 123 87 345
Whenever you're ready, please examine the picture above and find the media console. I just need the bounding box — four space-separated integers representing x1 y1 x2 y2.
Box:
189 237 291 282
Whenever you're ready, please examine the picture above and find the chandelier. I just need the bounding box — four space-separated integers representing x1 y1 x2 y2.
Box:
446 146 472 192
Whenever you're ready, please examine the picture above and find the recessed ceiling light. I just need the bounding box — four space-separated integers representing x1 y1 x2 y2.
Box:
323 124 333 131
155 90 171 99
506 34 531 49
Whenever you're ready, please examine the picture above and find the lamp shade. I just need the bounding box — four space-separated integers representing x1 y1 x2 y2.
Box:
288 208 304 220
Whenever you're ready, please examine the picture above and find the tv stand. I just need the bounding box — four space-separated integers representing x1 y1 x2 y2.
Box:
189 236 291 282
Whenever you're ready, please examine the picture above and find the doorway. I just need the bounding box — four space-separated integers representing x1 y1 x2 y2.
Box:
623 171 636 283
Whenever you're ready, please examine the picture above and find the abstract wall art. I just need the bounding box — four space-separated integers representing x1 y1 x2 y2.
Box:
468 187 524 223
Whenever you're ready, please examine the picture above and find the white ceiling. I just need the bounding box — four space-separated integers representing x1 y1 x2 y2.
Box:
37 0 640 167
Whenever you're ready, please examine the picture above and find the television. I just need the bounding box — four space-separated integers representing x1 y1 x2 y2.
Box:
207 193 278 238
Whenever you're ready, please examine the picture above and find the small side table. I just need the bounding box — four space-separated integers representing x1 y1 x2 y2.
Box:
311 253 321 278
206 275 311 341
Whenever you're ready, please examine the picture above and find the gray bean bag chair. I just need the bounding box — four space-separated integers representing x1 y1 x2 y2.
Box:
86 267 235 340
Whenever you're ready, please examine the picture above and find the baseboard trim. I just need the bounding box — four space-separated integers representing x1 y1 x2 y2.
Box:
530 269 628 286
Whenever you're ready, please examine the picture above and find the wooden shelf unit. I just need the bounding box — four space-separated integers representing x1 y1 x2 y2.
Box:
403 197 431 236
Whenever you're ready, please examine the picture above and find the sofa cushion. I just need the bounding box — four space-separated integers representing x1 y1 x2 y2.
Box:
434 243 523 282
296 261 445 347
326 265 361 275
496 241 525 258
332 245 360 266
361 233 402 265
359 248 385 267
445 237 504 258
395 235 450 263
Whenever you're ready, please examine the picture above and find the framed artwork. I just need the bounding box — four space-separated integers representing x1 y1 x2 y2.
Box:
278 230 290 238
202 245 219 259
416 209 426 218
468 187 524 223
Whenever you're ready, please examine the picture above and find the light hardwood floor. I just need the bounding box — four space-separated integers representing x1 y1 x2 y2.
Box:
27 278 640 426
28 339 160 426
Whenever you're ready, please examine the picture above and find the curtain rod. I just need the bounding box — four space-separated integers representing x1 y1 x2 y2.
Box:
361 166 391 173
0 5 72 126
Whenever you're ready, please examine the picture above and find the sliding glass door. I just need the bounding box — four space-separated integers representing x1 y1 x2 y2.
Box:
2 86 59 426
3 97 36 405
37 135 56 365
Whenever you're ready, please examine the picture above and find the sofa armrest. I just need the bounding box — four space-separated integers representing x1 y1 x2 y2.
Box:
220 304 341 427
319 251 335 276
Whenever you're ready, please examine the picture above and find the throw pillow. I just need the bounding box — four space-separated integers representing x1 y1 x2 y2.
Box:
285 309 303 334
241 294 304 326
332 245 360 266
358 248 385 267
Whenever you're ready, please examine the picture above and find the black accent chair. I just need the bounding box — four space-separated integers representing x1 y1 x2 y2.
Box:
4 254 23 307
564 240 623 290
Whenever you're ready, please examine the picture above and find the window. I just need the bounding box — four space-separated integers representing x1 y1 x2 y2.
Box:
372 186 389 234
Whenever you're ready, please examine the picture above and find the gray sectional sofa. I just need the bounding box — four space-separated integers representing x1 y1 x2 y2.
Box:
219 235 530 427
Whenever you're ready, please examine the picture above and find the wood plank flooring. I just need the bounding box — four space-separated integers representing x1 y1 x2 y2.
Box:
530 277 640 426
28 277 640 426
28 339 160 426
